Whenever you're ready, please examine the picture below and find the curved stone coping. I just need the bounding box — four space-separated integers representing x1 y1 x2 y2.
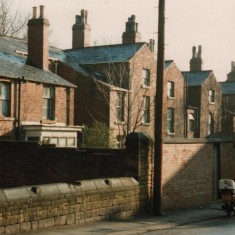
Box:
0 177 139 202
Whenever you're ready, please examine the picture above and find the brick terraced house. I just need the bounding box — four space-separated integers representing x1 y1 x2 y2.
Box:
0 6 82 147
182 46 222 137
220 62 235 134
163 60 185 138
51 10 193 145
50 11 157 147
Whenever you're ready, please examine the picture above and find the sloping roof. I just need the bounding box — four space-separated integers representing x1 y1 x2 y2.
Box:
220 81 235 95
63 43 145 65
181 70 212 86
0 36 75 87
0 36 147 86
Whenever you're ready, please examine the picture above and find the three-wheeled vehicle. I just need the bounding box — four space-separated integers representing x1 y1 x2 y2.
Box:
219 179 235 216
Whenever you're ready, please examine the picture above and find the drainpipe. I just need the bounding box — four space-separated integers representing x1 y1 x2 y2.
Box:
184 74 188 138
16 76 24 140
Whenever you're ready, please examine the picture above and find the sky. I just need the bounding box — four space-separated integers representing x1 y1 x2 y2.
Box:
13 0 235 81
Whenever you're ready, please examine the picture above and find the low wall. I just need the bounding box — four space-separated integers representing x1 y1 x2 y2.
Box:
0 178 145 234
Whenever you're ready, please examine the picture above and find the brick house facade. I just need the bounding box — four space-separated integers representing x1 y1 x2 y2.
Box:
220 62 235 134
51 10 198 146
0 6 82 147
182 46 222 137
50 11 156 147
163 60 185 138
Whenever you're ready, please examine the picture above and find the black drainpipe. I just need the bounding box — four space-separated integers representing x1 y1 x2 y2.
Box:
16 76 24 140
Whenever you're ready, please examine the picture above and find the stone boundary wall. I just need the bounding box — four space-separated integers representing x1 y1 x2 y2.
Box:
0 178 146 234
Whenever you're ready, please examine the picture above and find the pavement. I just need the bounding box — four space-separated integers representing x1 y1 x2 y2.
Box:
18 200 225 235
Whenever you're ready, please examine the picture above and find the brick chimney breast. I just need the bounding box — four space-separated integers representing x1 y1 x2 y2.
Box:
190 45 203 72
27 5 49 70
72 9 91 49
122 15 142 44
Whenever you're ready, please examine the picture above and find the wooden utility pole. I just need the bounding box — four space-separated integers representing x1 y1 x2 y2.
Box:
153 0 165 215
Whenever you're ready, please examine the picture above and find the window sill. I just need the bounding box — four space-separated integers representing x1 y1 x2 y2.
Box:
0 116 15 121
41 119 57 124
141 122 150 126
114 121 125 125
167 131 175 136
167 96 175 100
142 84 151 89
209 101 215 105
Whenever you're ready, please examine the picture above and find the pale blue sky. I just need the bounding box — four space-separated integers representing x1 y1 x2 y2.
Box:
13 0 235 81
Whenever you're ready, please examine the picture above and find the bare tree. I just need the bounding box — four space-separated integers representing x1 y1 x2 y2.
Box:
0 0 29 39
87 57 155 148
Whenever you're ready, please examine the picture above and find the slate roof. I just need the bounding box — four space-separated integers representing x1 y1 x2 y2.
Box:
56 43 146 78
63 43 145 65
181 70 212 86
220 82 235 95
0 36 75 87
0 36 148 86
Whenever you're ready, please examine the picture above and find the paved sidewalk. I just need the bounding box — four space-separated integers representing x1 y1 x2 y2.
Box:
18 201 224 235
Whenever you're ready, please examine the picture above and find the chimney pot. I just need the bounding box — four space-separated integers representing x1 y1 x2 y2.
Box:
32 7 37 18
39 5 45 18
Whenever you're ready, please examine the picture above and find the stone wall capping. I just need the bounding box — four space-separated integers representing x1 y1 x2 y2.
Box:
104 178 123 187
28 184 60 197
120 177 139 186
3 187 30 201
0 190 7 202
93 179 110 190
72 180 97 191
56 183 75 194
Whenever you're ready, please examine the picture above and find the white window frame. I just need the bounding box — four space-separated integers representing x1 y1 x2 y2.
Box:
209 89 215 103
167 81 175 98
208 113 214 135
0 82 10 117
188 113 195 132
167 108 174 133
116 92 125 123
142 69 150 87
142 96 150 124
42 86 55 120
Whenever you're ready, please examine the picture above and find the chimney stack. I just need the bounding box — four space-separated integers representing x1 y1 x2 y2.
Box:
72 9 91 49
226 61 235 82
122 15 141 44
190 45 203 72
27 6 49 70
148 39 155 52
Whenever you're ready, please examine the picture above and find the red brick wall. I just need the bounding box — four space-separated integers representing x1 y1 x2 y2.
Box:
162 141 213 209
220 142 235 180
0 78 74 138
160 139 235 210
0 141 139 188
